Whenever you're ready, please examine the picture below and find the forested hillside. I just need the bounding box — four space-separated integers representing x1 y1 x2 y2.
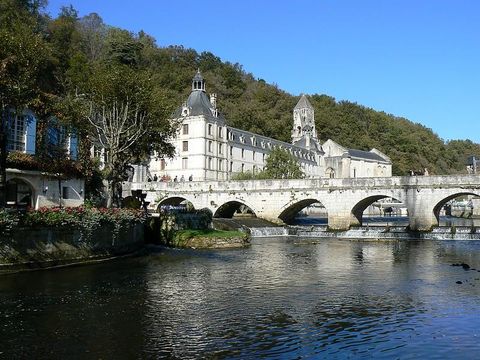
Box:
3 1 480 176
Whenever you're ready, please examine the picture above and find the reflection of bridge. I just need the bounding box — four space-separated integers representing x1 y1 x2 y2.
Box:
124 175 480 231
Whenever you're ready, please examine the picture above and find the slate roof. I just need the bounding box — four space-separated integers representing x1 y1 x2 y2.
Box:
172 90 223 118
228 127 318 162
347 149 388 162
293 136 324 154
294 94 313 110
192 69 204 81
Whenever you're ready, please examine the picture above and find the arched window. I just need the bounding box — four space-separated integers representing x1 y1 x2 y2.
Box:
325 168 335 179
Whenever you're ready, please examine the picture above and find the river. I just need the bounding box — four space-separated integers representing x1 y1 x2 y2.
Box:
1 237 480 359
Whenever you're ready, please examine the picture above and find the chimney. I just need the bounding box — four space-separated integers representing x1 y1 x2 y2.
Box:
210 93 217 109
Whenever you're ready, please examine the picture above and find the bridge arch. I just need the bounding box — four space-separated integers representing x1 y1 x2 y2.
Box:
278 198 328 224
351 195 403 226
157 196 196 211
432 191 480 224
214 200 256 218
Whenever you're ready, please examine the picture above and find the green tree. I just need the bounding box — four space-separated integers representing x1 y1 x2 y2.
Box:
81 63 176 207
263 147 304 179
0 0 52 206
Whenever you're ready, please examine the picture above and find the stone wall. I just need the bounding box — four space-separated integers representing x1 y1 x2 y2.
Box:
0 223 143 272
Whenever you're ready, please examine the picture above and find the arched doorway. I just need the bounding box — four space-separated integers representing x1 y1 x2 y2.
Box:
325 168 335 178
6 178 34 209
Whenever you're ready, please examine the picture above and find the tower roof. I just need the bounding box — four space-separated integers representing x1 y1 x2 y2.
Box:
192 68 204 82
294 94 313 110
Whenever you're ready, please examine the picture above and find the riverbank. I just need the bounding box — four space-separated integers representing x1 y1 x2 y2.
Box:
0 223 144 274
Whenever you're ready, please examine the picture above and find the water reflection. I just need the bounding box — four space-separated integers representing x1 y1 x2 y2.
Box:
1 239 480 358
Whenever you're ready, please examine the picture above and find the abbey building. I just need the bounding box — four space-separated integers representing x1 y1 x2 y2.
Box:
145 71 391 182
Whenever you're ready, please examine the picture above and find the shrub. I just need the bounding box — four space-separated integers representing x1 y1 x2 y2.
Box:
1 207 147 240
0 210 20 235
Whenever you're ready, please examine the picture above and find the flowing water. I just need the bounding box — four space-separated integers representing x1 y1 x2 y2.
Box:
1 237 480 359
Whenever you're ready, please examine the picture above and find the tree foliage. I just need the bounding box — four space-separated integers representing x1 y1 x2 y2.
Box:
232 148 303 180
263 147 304 179
3 1 480 209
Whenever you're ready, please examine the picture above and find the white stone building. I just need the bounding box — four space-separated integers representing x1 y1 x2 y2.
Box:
4 110 84 209
145 71 391 182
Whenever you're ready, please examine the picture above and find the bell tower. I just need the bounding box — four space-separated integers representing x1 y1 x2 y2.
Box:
192 69 206 92
292 94 317 144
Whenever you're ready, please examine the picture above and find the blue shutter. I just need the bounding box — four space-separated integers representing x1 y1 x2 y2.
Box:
25 114 36 154
69 131 78 160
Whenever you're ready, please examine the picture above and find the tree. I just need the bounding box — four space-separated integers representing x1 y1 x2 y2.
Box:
263 147 304 179
0 0 52 207
82 63 176 207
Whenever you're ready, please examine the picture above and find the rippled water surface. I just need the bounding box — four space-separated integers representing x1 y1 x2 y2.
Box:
1 238 480 359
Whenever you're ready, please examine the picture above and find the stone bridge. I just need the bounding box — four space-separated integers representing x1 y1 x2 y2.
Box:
124 175 480 231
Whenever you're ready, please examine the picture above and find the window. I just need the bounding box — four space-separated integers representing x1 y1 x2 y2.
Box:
218 127 222 138
241 149 245 158
230 146 233 156
218 143 223 154
208 157 213 170
230 161 233 172
62 186 77 199
253 151 255 160
208 124 213 135
182 141 188 152
241 163 245 172
182 157 188 169
208 141 213 152
62 186 70 199
218 159 223 171
7 115 26 151
182 124 189 135
160 159 166 170
263 154 265 162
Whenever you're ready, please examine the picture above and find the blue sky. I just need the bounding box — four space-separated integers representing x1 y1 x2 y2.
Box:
46 0 480 143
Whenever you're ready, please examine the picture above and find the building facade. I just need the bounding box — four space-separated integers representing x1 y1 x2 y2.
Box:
4 110 84 209
146 71 391 182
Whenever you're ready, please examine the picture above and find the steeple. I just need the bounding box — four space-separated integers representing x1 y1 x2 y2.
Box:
292 94 317 144
192 69 206 92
